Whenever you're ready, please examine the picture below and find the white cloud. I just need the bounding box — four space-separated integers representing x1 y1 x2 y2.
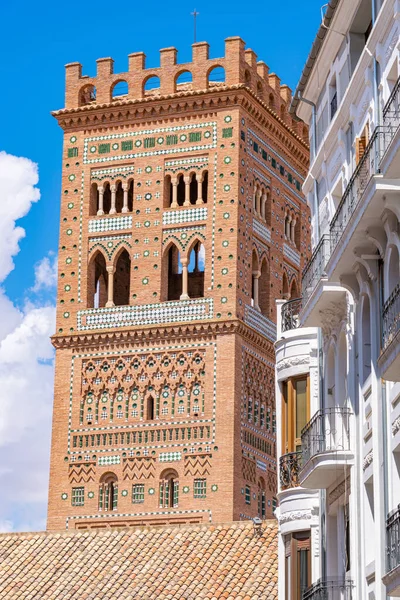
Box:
0 152 55 533
0 151 40 282
31 253 58 293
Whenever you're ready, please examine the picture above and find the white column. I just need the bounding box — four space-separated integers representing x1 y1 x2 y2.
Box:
253 270 261 311
109 185 117 214
106 266 115 308
171 178 178 208
291 219 296 243
180 258 189 300
196 176 203 205
97 186 104 216
184 176 191 207
122 183 129 213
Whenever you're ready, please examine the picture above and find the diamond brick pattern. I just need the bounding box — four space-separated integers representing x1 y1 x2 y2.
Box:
88 216 132 233
78 298 214 331
159 451 182 462
163 207 207 225
98 455 121 466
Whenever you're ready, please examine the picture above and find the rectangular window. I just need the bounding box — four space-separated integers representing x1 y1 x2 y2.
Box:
280 165 285 176
241 130 246 141
271 158 277 168
68 147 78 158
121 140 133 151
132 484 145 504
222 127 233 138
253 141 259 153
282 377 309 454
295 180 301 191
189 132 201 142
144 137 155 148
194 478 207 498
245 485 251 505
288 173 293 183
285 531 311 600
98 143 110 154
72 486 85 506
261 149 267 160
166 135 178 145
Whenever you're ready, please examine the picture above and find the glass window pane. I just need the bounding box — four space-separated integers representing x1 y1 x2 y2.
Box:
295 379 307 438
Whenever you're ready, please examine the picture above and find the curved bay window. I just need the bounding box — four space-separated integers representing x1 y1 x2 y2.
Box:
159 470 179 508
98 473 118 511
285 531 311 600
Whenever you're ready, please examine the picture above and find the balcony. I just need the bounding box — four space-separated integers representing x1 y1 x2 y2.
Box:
300 407 353 489
281 298 302 332
303 578 353 600
300 235 345 327
279 451 302 490
328 76 400 279
383 505 400 596
379 283 400 381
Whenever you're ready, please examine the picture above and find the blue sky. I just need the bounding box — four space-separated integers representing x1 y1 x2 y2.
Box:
0 0 323 530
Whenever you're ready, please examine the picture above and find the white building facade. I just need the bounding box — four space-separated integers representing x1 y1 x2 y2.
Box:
275 0 400 599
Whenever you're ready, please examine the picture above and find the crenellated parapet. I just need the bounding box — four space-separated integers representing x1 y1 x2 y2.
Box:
64 37 299 127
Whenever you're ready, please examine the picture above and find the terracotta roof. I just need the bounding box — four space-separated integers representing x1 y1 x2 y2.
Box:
0 520 278 599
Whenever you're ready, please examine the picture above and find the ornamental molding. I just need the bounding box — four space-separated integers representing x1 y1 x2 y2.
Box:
279 510 312 525
328 476 350 505
363 450 373 471
320 298 348 341
52 87 308 168
277 355 309 371
392 416 400 436
51 318 276 356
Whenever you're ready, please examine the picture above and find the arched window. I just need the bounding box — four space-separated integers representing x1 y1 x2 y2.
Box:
111 80 128 99
165 244 182 301
361 295 371 383
90 183 99 216
147 396 154 420
177 174 185 206
386 245 400 300
207 66 225 88
290 279 299 300
175 70 193 91
113 249 131 306
202 171 208 204
99 473 118 511
258 478 266 519
251 250 260 309
257 82 263 98
259 258 270 316
87 251 108 309
103 183 111 215
264 189 272 226
189 172 197 205
188 242 205 298
280 105 286 121
282 272 289 299
127 180 134 212
115 181 124 213
159 469 179 508
164 174 172 208
244 70 251 86
79 84 96 107
143 75 160 96
268 93 275 110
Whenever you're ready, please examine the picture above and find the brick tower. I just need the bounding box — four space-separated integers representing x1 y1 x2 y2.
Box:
48 37 310 530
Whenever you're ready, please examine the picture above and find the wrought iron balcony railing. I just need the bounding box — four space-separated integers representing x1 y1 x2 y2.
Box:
281 297 302 332
301 407 351 467
330 74 400 253
382 283 400 353
279 451 302 490
303 578 353 600
330 128 386 250
301 234 331 304
386 504 400 573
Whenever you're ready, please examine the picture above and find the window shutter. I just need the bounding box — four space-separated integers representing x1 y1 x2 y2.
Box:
112 484 118 510
99 486 103 510
173 481 179 507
